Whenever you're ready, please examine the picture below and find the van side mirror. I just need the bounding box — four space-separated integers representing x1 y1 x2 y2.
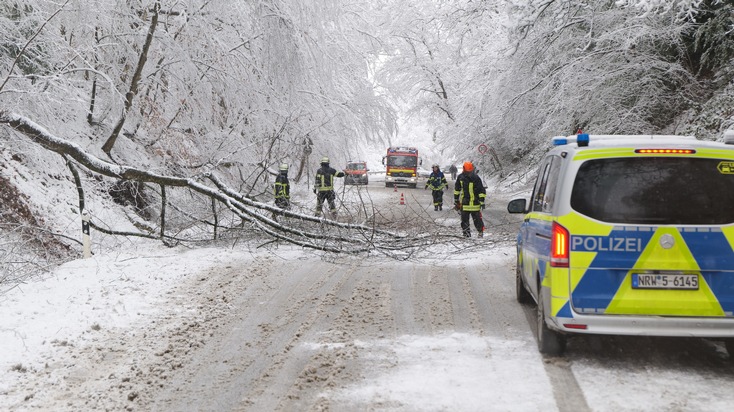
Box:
507 198 527 214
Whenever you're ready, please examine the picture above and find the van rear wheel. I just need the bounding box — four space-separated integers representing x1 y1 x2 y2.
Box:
537 286 566 356
516 258 532 304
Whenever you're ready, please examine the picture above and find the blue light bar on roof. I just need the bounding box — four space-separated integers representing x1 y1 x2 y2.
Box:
552 134 590 146
552 136 570 146
552 133 698 147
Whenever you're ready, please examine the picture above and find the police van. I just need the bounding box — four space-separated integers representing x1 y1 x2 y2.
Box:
508 133 734 355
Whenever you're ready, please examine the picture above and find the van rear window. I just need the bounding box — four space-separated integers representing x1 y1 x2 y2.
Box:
570 157 734 224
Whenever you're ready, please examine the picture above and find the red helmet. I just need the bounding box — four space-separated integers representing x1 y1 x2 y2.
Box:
463 161 474 172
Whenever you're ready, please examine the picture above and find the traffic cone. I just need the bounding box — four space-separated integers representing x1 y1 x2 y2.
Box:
399 192 405 205
393 184 397 192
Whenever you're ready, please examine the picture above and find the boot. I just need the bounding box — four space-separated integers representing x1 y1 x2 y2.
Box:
434 205 438 211
439 205 442 211
478 231 483 238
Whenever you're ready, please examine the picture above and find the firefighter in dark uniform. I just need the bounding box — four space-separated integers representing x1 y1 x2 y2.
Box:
274 163 290 208
314 156 344 217
454 161 486 237
272 163 290 221
425 164 447 211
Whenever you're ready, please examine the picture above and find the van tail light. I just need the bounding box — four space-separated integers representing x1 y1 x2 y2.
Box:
551 222 569 268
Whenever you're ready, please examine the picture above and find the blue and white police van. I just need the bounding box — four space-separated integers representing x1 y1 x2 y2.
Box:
508 132 734 355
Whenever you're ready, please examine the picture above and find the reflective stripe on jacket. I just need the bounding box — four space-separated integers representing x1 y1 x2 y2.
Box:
454 171 486 211
315 166 338 191
275 173 290 199
426 172 447 191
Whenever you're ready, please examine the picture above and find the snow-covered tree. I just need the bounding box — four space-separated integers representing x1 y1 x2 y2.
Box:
373 0 734 175
1 0 397 181
0 0 400 271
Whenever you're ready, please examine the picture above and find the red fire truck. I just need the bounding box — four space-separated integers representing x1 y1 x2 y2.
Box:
382 146 421 188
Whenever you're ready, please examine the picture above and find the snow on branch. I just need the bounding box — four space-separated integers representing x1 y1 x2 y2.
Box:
615 0 710 20
0 111 124 178
0 110 445 257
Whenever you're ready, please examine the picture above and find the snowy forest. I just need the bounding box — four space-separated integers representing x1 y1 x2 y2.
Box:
1 0 734 279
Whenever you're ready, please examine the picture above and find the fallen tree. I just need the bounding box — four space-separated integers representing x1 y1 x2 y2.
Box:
0 110 462 259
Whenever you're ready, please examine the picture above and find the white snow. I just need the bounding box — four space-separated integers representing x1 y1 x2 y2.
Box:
0 245 223 382
334 333 556 411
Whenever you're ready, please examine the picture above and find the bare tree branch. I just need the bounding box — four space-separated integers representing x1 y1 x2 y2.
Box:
102 1 162 157
0 0 71 93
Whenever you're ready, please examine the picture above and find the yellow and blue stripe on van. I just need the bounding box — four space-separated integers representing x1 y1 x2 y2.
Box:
549 213 734 320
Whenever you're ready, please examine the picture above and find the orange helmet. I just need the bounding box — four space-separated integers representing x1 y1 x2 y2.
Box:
463 161 474 172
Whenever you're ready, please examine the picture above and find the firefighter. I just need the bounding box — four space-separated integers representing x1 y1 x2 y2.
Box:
314 156 345 217
274 163 290 209
272 163 290 221
454 161 486 237
425 164 447 211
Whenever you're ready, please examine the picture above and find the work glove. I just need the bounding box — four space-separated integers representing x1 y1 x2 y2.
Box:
454 202 461 211
313 188 317 194
481 203 485 210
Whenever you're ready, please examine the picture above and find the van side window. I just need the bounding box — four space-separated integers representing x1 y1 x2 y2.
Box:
542 157 561 212
529 162 546 212
532 160 551 212
532 156 560 212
